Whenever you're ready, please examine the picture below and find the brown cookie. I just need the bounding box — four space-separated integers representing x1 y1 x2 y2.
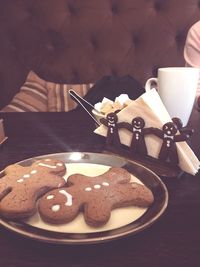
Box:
0 158 66 219
38 167 154 227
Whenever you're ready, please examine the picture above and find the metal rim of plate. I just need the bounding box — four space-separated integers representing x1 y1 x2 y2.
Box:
0 152 168 245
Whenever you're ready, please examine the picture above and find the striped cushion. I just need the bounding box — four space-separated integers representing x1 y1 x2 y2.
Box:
47 83 93 112
1 71 48 112
1 71 93 112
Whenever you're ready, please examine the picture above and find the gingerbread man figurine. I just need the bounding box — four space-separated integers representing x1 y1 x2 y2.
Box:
172 117 194 136
122 117 154 156
152 120 193 164
100 112 125 149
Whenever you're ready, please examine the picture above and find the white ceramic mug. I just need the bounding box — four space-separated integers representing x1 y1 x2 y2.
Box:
145 67 199 126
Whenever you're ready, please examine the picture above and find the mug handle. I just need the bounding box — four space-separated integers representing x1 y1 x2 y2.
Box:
145 77 158 92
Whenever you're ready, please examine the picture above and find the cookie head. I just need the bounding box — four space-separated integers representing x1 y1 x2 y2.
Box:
162 122 178 136
106 112 118 124
33 158 66 176
132 117 145 129
172 117 183 130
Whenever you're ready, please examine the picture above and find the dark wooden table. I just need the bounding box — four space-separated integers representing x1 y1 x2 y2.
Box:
0 108 200 267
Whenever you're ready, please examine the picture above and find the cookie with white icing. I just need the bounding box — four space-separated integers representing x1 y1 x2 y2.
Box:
0 158 66 219
38 167 154 227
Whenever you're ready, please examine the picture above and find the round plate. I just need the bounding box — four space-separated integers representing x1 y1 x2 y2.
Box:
0 152 168 244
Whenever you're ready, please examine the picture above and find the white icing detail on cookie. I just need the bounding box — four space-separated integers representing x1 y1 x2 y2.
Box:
38 163 57 169
17 179 24 183
94 184 101 189
85 187 92 192
47 195 54 200
45 159 51 162
23 174 30 178
51 205 60 212
102 182 109 186
59 190 73 206
56 163 63 166
20 170 38 182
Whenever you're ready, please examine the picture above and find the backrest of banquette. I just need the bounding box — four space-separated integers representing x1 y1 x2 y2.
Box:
0 0 200 109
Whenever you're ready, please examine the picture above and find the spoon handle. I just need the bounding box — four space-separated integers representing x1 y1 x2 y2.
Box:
68 89 100 126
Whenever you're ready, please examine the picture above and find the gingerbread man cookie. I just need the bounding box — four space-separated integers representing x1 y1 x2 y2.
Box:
0 158 66 219
38 167 154 227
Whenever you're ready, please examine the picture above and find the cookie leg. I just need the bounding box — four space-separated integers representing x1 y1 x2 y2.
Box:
158 145 168 161
0 190 36 219
169 146 179 164
83 201 112 227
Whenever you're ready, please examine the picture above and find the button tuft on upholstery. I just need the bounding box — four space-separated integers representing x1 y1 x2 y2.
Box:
46 43 55 52
45 30 65 53
90 35 99 50
175 32 185 48
154 1 164 12
111 3 119 15
7 35 18 53
26 6 36 18
68 3 78 15
10 43 18 52
71 69 79 80
132 34 140 46
111 69 118 76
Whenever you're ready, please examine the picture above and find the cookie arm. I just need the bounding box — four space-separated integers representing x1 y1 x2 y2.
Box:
113 183 154 207
67 174 90 186
150 128 163 138
101 167 131 184
100 118 108 127
4 164 25 175
118 122 132 131
179 128 194 136
0 164 24 201
174 133 191 142
143 127 157 135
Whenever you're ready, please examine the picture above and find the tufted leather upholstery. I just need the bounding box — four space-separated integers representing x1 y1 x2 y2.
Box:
0 0 200 109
